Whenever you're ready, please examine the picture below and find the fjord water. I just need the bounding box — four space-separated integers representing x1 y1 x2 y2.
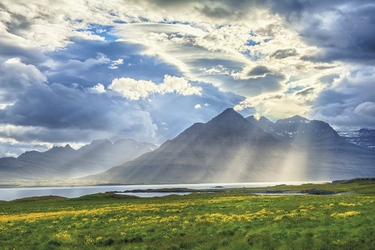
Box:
0 181 328 201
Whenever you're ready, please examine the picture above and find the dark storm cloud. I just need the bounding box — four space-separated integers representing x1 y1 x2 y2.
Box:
268 0 375 64
0 84 111 129
0 82 159 143
0 57 46 106
140 0 190 8
0 44 48 65
1 82 152 132
270 48 298 59
197 5 243 20
311 68 375 129
247 66 272 77
4 12 32 36
195 0 264 20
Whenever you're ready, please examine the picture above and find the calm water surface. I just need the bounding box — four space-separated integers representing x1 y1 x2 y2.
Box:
0 181 328 201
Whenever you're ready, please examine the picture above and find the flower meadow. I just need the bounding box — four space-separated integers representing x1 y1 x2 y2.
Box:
0 182 375 249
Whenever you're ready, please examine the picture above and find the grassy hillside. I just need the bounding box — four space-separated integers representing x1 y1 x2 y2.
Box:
0 180 374 249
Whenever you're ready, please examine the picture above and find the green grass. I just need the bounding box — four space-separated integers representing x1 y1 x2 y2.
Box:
0 181 374 249
237 178 375 195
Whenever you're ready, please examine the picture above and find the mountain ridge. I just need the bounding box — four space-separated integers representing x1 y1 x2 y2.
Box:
0 139 158 183
85 109 374 184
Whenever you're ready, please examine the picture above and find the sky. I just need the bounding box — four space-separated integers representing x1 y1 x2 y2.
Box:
0 0 374 157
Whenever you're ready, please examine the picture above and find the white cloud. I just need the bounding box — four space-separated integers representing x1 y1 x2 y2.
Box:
234 93 312 120
109 78 158 100
88 83 106 94
159 75 201 96
194 104 201 109
109 58 124 69
109 75 201 100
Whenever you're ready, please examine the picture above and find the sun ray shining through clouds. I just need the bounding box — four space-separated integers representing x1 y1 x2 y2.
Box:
0 0 374 157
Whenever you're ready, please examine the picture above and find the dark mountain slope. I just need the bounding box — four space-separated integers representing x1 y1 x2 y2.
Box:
87 109 375 184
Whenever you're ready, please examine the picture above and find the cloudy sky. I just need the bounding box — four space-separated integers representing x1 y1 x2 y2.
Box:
0 0 374 157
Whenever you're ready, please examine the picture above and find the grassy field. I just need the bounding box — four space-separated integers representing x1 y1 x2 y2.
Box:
0 179 374 249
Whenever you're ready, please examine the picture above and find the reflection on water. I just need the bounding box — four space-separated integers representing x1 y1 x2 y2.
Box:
0 181 328 201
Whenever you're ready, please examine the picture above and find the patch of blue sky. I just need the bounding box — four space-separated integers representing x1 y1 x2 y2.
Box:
285 86 304 94
241 50 264 61
86 24 118 42
246 40 260 46
284 76 303 93
162 20 191 26
113 20 126 24
285 76 299 84
138 16 151 23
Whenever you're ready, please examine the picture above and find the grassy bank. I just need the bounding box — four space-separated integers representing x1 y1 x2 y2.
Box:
0 180 374 249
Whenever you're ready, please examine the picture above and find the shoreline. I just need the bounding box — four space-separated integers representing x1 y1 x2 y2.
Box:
0 180 332 189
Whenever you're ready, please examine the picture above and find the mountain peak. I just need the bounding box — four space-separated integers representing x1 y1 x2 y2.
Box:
218 108 238 117
246 115 258 124
90 139 112 146
259 116 273 123
276 115 309 124
208 108 246 125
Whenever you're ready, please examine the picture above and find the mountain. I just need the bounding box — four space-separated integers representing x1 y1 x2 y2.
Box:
246 115 357 149
0 139 157 183
86 109 375 184
338 129 375 151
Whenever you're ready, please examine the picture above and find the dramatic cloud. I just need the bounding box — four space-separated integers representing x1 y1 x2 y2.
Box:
270 48 298 59
0 0 373 156
247 66 272 77
268 0 375 64
0 57 46 108
311 66 375 130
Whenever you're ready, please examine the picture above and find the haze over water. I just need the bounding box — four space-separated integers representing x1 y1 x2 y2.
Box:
0 181 329 201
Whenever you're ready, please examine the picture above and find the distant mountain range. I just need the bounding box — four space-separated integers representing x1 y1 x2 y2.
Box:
0 139 157 183
248 114 375 151
338 129 375 151
1 109 374 185
85 109 375 184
